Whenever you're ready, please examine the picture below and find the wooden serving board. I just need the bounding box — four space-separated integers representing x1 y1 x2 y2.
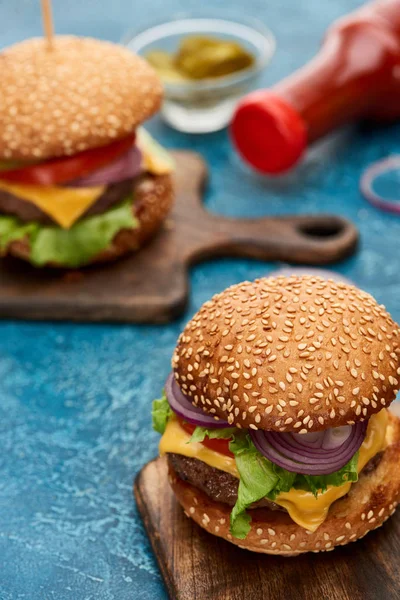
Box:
0 152 358 323
134 456 400 600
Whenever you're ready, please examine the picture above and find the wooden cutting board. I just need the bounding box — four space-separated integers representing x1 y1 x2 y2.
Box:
134 456 400 600
0 151 358 323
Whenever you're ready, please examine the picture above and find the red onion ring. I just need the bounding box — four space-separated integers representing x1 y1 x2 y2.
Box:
267 430 355 461
268 425 354 458
68 145 142 187
360 155 400 215
165 373 230 429
322 425 352 450
267 431 362 469
250 421 367 475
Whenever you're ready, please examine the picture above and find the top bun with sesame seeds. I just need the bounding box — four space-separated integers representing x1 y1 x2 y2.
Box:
0 35 163 160
172 276 400 433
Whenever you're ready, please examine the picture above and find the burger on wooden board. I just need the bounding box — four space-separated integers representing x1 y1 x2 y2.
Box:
152 275 400 555
0 36 174 268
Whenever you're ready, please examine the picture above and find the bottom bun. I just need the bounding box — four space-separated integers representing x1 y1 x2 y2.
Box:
169 412 400 556
7 173 174 268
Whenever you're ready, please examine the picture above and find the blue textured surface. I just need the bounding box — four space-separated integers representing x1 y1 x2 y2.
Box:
1 1 400 598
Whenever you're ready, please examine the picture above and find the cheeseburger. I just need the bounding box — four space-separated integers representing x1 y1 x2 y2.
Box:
0 36 174 268
152 275 400 555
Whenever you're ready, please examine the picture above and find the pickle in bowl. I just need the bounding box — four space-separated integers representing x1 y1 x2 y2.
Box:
147 35 255 82
124 16 275 133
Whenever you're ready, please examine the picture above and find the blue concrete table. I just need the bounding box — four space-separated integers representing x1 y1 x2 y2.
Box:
1 1 400 598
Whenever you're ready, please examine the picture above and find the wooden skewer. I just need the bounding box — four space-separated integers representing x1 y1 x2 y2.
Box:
41 0 54 49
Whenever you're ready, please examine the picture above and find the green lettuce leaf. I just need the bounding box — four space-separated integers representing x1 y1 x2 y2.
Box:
0 159 32 172
152 393 173 435
0 196 137 267
229 434 280 539
267 462 297 499
189 426 236 444
0 217 38 249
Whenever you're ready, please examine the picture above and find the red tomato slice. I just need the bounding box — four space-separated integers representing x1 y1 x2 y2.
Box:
177 417 234 458
0 133 136 186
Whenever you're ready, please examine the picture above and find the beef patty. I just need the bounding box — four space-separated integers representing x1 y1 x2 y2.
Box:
0 177 135 225
167 454 284 511
167 451 384 511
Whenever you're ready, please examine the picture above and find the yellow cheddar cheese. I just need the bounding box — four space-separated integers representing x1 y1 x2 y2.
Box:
136 128 175 175
160 417 239 478
0 180 105 229
160 409 389 532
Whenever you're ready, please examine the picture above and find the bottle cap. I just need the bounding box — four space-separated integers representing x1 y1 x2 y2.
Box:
230 91 307 174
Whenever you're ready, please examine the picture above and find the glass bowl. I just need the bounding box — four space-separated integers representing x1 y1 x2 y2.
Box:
123 15 275 133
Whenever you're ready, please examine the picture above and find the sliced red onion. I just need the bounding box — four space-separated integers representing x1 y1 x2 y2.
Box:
68 145 142 187
322 425 352 450
250 421 367 475
165 373 230 429
360 155 400 215
286 430 323 447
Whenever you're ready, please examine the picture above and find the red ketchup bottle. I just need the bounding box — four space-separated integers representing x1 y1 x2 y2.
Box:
231 0 400 174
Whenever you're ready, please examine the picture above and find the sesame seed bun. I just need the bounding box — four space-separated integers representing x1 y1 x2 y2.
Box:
169 411 400 555
172 276 400 432
5 172 173 268
0 36 163 160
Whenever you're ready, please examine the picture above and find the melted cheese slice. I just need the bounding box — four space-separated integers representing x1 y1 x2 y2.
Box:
160 417 239 478
0 180 105 229
160 409 389 532
136 128 175 175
